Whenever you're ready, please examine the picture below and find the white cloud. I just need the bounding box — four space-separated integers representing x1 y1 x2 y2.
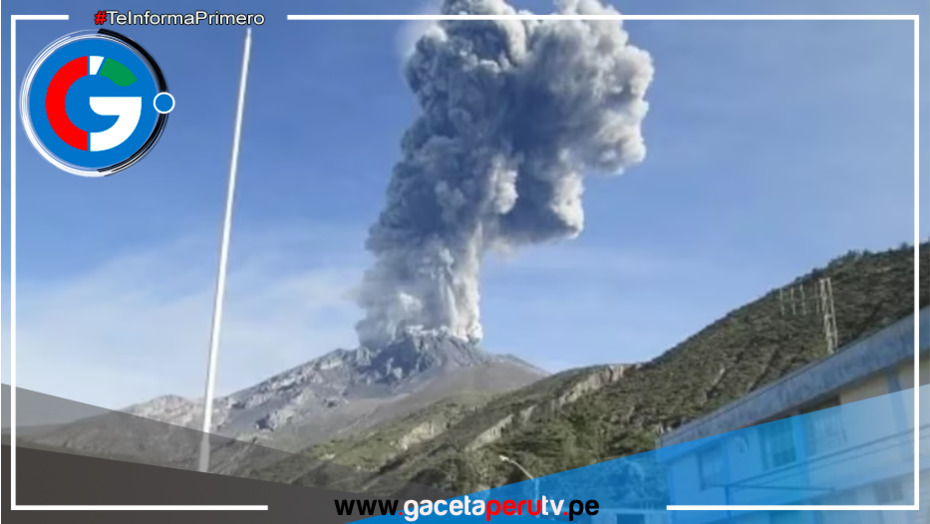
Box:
4 224 367 410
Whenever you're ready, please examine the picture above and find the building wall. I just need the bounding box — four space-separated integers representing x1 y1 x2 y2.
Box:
894 356 930 390
840 355 927 429
840 355 929 405
665 358 926 524
839 372 893 404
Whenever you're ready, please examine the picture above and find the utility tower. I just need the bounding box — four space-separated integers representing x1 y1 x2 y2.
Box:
818 277 839 354
779 277 839 354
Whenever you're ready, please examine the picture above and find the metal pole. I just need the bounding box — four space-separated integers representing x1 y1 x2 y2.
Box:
198 28 253 473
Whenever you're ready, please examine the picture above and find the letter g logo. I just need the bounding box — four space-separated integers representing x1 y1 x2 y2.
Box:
21 29 172 177
47 55 142 152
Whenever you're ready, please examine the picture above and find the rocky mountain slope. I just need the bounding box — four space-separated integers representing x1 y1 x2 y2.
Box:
23 334 547 460
261 364 635 479
255 243 928 496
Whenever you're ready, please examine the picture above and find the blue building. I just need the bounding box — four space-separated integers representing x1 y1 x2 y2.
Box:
656 307 929 524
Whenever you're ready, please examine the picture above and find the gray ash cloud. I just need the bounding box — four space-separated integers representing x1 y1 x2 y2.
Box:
357 0 653 347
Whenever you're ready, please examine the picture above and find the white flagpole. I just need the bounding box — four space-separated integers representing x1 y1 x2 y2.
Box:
198 27 252 473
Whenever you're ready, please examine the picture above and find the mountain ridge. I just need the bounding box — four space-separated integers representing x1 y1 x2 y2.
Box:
33 333 547 456
254 242 927 496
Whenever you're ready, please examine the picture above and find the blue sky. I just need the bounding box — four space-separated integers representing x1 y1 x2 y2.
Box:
1 0 927 410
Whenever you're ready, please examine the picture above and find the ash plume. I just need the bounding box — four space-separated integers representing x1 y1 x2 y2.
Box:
357 0 654 348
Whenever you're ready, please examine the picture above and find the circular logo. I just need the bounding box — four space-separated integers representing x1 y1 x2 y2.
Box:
20 30 172 177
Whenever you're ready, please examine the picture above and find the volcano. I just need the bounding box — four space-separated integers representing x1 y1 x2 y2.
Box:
123 334 546 451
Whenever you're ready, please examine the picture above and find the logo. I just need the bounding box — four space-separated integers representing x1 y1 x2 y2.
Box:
20 29 173 177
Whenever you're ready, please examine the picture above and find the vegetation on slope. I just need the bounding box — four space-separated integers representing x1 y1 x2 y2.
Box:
260 243 928 498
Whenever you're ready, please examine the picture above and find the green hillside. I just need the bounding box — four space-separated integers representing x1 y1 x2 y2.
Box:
258 243 928 496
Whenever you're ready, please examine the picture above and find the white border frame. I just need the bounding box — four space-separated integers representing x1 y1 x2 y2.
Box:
4 11 920 514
